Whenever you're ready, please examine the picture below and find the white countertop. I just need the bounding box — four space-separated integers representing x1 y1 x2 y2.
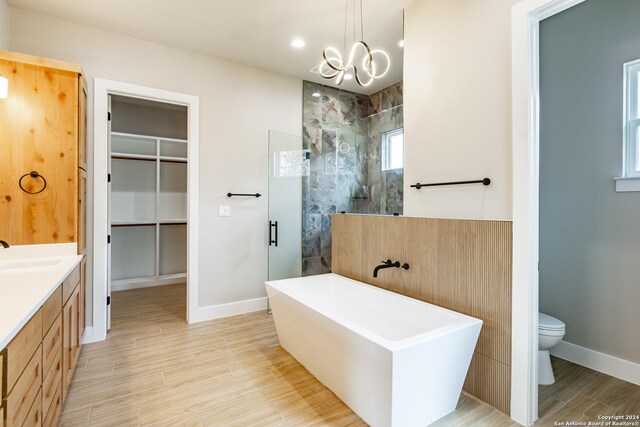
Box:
0 243 83 349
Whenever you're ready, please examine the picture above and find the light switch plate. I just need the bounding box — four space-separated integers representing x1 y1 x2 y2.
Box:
218 205 231 217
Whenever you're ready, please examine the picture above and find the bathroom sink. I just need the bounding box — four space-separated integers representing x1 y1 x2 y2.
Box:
0 259 62 273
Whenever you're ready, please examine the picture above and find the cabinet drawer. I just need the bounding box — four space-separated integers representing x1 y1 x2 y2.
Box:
42 347 61 417
42 315 62 375
42 383 61 427
5 345 42 427
62 264 81 304
4 310 42 394
21 389 41 427
42 286 62 335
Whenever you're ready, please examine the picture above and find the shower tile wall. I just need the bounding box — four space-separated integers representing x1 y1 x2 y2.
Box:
367 82 404 215
302 82 369 276
302 81 403 276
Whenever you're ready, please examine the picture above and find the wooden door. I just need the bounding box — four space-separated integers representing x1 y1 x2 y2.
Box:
0 57 79 245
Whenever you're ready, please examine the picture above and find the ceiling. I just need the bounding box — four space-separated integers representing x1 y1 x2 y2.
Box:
8 0 412 95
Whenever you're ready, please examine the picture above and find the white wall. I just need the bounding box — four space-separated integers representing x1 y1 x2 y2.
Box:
9 8 302 322
0 0 8 49
403 0 517 220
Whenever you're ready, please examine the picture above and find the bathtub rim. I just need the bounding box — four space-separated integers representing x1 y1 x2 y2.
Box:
266 273 482 352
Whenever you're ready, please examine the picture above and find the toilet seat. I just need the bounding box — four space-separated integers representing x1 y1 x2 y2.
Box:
539 313 565 333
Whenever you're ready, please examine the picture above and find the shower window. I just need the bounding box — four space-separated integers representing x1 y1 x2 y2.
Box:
382 128 404 171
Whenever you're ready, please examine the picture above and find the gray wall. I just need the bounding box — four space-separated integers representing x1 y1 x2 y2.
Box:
540 0 640 364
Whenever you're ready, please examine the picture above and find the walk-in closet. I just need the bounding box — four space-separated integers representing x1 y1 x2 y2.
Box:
108 96 188 327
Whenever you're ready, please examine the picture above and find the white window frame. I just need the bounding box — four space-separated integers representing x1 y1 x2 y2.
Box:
616 59 640 191
381 128 404 172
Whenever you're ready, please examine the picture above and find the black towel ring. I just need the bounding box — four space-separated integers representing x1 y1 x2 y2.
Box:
19 171 47 194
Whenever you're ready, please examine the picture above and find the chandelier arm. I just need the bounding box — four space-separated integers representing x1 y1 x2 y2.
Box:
353 65 374 87
323 48 347 72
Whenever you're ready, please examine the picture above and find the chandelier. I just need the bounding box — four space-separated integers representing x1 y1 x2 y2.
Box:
318 0 391 87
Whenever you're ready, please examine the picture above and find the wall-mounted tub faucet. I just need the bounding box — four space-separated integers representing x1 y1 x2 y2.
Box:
373 259 409 278
0 240 9 249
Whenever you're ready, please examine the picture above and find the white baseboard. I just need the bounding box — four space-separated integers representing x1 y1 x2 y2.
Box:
551 340 640 386
189 297 268 324
111 277 186 292
81 326 99 344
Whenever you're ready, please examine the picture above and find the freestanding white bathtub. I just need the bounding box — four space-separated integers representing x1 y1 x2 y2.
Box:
265 273 482 427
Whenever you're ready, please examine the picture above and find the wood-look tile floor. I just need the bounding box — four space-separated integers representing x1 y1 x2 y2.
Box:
58 284 640 427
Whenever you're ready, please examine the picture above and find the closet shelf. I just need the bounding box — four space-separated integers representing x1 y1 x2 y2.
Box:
111 131 187 143
159 219 187 225
111 153 156 161
111 221 156 227
110 126 188 290
159 156 187 163
111 153 187 163
112 219 187 227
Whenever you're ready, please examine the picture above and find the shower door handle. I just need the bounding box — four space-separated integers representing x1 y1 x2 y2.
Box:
269 221 278 247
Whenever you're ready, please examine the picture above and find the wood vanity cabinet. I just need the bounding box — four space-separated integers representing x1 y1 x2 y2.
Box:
0 50 87 253
1 262 85 427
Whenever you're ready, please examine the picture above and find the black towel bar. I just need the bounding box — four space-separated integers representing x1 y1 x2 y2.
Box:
411 178 491 189
227 192 262 198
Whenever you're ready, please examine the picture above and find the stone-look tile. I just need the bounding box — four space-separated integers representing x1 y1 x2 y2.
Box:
337 131 357 177
302 214 321 258
321 130 337 175
302 257 322 276
302 80 403 273
383 169 404 215
320 214 332 257
321 257 332 274
321 87 341 130
368 91 382 115
320 200 337 215
356 95 369 120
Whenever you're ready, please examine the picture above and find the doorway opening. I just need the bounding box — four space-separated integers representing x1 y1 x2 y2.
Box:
108 96 188 331
92 79 200 343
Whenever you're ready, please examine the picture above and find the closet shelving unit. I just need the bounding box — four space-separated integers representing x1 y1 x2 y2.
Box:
110 131 188 290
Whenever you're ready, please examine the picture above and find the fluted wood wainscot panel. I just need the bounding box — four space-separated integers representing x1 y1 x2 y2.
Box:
332 214 512 414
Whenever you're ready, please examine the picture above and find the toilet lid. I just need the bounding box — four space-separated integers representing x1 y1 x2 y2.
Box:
539 313 565 331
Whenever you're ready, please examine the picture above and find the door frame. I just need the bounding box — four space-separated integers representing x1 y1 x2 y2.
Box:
510 0 586 425
92 78 200 342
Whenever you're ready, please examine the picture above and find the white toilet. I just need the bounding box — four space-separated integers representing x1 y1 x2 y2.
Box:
538 312 566 385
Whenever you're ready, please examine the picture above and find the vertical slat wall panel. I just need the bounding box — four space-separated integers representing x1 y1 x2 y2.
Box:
331 214 512 415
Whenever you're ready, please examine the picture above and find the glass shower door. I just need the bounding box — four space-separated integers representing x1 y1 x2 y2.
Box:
268 130 304 281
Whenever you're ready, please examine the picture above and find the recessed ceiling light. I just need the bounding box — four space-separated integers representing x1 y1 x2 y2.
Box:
398 39 405 48
290 38 306 48
344 73 353 80
312 92 321 98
